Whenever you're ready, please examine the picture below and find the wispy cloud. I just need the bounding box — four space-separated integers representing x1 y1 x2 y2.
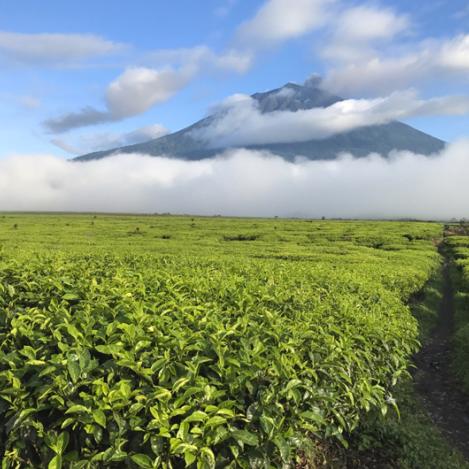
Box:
323 5 410 62
0 31 126 66
18 95 41 109
106 67 192 118
334 5 409 42
51 124 169 155
324 34 469 95
44 67 192 133
38 0 469 140
146 45 253 74
50 139 81 154
214 0 237 18
44 107 111 133
1 141 469 219
41 0 339 133
236 0 335 47
453 4 469 19
44 44 254 133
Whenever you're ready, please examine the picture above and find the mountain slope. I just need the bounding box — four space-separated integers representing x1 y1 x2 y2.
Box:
75 80 445 162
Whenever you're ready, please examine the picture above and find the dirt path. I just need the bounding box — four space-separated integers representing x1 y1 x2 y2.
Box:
414 257 469 459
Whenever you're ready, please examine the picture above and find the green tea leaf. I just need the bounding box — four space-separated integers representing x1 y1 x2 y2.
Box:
131 453 154 468
231 429 259 446
48 455 62 469
92 409 106 428
67 358 80 383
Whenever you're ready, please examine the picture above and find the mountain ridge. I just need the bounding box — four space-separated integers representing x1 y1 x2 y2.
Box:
74 79 446 162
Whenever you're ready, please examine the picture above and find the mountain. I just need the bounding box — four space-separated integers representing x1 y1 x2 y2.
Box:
75 79 445 162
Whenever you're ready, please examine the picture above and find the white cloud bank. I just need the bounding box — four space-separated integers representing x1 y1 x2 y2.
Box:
1 141 469 219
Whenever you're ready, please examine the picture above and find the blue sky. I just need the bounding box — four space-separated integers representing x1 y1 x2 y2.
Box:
1 0 469 158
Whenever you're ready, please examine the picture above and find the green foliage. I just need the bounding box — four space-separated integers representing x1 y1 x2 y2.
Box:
410 271 444 340
0 215 442 466
444 236 469 390
343 381 469 469
222 234 260 242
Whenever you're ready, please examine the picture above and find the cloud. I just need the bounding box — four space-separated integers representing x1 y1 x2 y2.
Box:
0 31 125 65
144 0 336 79
189 90 469 147
43 43 254 134
236 0 335 47
211 49 254 73
334 6 409 42
214 0 237 18
18 95 41 109
1 141 469 219
454 4 469 19
51 124 170 155
438 34 469 71
146 45 253 75
323 5 410 62
324 34 469 95
50 139 81 154
106 67 192 118
228 0 410 79
147 46 214 67
110 124 170 144
44 107 111 133
38 0 336 133
44 67 191 133
38 1 469 136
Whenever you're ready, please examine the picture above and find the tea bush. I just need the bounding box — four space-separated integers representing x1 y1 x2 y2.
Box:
445 235 469 390
0 216 441 467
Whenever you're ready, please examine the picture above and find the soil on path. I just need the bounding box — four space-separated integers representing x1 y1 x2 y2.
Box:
414 257 469 459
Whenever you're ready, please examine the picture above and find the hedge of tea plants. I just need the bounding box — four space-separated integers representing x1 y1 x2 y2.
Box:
0 217 441 467
444 233 469 391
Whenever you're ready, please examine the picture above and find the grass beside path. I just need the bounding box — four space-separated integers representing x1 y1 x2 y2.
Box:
338 263 469 468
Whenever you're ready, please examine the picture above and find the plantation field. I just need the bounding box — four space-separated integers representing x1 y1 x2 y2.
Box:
0 214 443 467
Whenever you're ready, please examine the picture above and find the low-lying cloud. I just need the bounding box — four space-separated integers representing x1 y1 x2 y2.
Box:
190 90 469 147
1 141 469 219
51 124 170 155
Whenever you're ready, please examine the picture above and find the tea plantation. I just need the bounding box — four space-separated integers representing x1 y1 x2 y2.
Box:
0 215 444 467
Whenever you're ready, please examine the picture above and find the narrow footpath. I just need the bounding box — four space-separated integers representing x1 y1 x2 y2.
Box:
414 255 469 459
